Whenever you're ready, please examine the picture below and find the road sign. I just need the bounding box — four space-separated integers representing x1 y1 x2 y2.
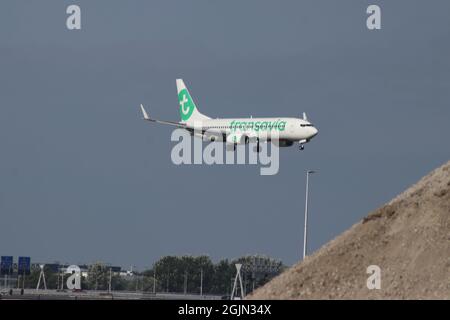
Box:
1 256 13 275
18 256 31 275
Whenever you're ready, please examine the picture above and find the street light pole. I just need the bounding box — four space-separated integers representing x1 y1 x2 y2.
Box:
153 267 156 294
108 268 112 293
184 271 187 295
303 170 316 260
200 268 203 297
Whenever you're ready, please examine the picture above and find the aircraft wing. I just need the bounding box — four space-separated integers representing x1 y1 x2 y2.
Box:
140 104 188 129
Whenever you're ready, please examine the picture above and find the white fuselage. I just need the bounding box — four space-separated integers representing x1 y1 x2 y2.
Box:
186 117 318 144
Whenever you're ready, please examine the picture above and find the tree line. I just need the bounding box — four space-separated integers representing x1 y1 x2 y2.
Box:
9 255 284 296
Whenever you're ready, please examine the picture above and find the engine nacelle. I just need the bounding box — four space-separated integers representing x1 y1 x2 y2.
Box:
274 139 294 147
192 131 222 142
204 134 222 142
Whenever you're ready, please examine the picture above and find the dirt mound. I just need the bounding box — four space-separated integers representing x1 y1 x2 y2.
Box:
249 160 450 299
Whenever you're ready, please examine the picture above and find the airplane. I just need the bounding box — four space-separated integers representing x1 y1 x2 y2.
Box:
140 79 318 151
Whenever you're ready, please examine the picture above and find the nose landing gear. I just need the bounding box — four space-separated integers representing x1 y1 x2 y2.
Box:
299 139 307 151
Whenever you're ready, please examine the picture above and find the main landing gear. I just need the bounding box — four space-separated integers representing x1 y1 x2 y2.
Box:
256 138 261 153
232 137 261 152
299 144 305 150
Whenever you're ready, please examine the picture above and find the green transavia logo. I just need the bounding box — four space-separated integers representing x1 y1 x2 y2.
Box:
229 120 286 132
178 89 195 121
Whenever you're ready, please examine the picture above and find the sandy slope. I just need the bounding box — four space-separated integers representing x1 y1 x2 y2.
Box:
249 160 450 299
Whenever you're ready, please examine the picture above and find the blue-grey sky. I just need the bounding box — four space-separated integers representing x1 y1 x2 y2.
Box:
1 1 449 269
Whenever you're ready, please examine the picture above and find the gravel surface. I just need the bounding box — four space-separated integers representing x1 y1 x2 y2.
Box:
249 160 450 299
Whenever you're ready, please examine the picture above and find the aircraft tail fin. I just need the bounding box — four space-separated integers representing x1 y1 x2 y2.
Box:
176 79 210 123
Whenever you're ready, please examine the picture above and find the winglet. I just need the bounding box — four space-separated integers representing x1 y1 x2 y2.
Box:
303 112 308 121
140 104 150 120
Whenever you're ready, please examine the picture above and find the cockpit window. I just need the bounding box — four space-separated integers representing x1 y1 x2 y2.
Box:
300 123 314 127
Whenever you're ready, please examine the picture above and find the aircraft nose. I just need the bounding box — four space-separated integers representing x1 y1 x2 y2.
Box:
311 127 318 138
